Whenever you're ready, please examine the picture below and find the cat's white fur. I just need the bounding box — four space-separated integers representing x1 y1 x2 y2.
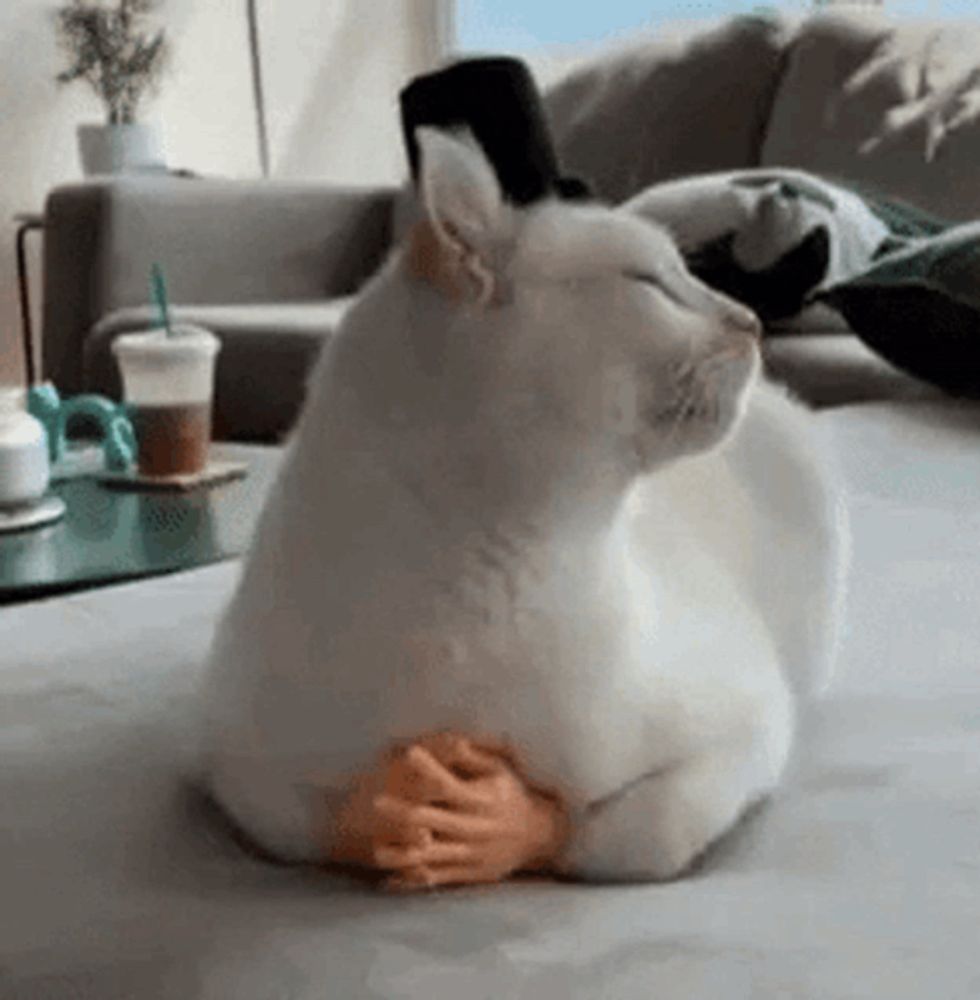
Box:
200 128 848 881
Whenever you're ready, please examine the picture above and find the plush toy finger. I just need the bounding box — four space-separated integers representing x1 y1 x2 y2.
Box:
372 793 498 841
384 862 506 892
383 866 437 892
397 744 489 807
324 764 432 866
373 839 476 870
415 731 516 778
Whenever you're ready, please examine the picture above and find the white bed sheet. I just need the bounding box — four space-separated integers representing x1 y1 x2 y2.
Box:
1 401 978 999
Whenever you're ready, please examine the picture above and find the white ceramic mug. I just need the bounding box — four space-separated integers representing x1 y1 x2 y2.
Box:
0 387 51 509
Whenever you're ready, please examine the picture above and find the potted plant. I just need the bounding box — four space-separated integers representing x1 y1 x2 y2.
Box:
54 0 170 176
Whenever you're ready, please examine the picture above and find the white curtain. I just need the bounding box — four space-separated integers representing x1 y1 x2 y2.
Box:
256 0 451 185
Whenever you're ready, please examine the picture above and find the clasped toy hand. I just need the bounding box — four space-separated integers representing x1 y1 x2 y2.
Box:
328 732 569 891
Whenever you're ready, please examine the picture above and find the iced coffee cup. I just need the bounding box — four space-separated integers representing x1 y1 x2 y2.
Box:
112 325 221 477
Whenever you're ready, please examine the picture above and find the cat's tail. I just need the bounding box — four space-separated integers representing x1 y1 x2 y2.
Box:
724 380 851 699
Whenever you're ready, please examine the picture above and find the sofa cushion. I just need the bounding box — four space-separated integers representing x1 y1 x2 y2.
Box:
85 299 356 443
763 333 946 408
761 11 980 222
542 12 793 204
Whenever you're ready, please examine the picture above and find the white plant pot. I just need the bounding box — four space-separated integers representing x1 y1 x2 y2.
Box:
77 122 167 176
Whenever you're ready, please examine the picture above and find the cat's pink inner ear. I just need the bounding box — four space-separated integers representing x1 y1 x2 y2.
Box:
403 219 498 307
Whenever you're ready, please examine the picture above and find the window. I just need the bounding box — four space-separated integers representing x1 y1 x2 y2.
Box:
454 1 975 53
454 1 813 53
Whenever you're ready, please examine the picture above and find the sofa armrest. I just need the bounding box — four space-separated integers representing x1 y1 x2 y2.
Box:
41 177 397 393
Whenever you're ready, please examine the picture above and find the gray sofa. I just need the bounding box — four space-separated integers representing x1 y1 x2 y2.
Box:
40 10 980 441
41 178 394 440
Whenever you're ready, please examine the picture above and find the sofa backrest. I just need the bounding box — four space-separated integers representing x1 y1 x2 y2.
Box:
539 13 794 205
534 9 980 222
760 11 980 222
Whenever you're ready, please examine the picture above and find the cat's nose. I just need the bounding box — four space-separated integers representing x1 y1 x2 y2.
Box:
699 283 763 340
725 305 762 341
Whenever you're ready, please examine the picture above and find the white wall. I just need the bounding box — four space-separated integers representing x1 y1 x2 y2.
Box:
0 0 445 388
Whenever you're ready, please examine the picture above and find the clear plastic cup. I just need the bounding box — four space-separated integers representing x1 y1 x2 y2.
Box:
112 325 221 477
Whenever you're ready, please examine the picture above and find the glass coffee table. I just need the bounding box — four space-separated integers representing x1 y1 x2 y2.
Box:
0 443 282 604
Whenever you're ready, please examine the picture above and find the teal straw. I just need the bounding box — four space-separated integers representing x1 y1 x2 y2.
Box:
151 262 174 337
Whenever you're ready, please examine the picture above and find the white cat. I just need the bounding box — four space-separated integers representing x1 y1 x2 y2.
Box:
200 127 848 882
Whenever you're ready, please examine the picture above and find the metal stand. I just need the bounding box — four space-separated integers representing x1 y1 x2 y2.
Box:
14 212 44 387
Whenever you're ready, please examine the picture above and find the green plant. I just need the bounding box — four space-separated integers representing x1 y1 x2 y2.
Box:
54 0 169 125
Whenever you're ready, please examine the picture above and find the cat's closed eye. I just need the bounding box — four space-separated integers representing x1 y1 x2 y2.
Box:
623 270 687 309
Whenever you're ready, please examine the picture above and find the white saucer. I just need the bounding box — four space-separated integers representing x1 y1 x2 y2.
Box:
0 495 67 534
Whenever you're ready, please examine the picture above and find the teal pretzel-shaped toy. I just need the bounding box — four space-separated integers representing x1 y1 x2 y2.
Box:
27 382 136 473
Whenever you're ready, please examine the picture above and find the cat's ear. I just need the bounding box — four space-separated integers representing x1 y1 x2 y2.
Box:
406 126 505 306
418 126 503 252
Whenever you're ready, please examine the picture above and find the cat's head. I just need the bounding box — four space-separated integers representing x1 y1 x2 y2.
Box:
334 127 761 516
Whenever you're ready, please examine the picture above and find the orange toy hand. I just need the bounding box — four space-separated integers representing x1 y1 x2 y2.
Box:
327 732 569 892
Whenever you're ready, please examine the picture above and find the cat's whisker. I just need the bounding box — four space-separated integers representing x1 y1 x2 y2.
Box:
662 354 701 448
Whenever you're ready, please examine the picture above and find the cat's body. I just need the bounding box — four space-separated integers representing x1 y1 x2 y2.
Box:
201 129 847 881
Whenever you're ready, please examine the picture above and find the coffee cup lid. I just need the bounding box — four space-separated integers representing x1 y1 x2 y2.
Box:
112 325 220 358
